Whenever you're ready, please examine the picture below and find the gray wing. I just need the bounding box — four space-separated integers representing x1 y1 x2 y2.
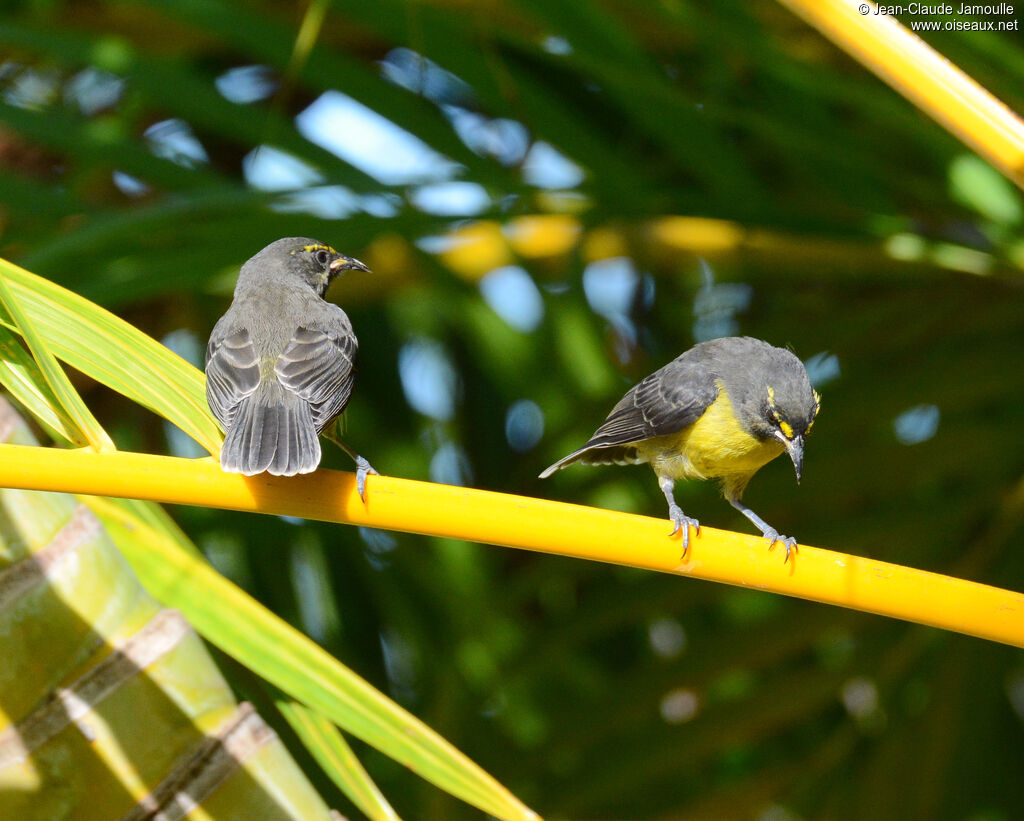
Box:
587 355 719 447
540 353 718 477
274 326 357 431
205 327 260 429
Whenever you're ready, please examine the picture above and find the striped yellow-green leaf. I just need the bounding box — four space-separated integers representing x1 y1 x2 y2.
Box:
0 267 112 451
0 257 221 455
91 497 539 821
0 324 79 446
278 700 401 821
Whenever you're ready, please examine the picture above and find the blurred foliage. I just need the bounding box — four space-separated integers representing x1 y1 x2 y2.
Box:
2 0 1024 818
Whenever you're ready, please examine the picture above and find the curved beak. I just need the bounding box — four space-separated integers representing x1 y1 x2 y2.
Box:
330 255 371 274
784 434 804 484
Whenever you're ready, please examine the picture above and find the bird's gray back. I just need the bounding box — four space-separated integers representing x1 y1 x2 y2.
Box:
217 280 352 358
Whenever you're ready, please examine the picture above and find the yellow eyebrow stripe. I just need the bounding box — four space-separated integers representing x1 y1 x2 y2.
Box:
302 243 337 254
779 420 794 439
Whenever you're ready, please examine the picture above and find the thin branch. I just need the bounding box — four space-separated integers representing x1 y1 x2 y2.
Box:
1 443 1023 648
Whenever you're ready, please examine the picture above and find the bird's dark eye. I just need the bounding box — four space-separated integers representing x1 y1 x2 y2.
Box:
314 249 331 267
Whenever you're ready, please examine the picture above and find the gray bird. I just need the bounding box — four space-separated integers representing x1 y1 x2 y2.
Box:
205 237 375 495
540 336 820 560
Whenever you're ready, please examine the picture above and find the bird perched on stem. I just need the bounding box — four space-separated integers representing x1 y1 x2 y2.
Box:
540 336 819 561
205 237 376 497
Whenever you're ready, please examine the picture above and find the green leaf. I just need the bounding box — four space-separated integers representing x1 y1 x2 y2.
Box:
0 324 80 446
949 153 1023 226
91 500 539 821
0 263 114 450
137 0 518 190
0 20 386 193
88 494 206 560
278 700 402 821
0 257 222 455
0 99 229 192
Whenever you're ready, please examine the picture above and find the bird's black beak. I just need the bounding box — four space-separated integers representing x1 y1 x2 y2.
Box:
329 255 371 274
785 435 804 484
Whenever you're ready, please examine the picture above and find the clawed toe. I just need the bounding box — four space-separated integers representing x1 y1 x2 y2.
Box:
764 529 798 563
355 456 378 503
668 505 700 556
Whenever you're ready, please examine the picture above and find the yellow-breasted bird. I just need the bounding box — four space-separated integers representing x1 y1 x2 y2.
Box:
540 336 819 560
205 237 376 496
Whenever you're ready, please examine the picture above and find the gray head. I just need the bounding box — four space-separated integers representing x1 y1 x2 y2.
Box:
237 237 370 297
712 337 820 482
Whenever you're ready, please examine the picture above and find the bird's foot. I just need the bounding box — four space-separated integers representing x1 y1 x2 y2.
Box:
355 456 378 503
763 528 798 563
668 505 700 556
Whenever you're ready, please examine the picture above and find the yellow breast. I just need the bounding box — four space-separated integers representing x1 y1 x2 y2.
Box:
636 382 783 481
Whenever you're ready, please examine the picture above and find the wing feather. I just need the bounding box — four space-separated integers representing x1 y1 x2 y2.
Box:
275 326 357 430
540 352 719 477
205 328 260 429
583 354 718 448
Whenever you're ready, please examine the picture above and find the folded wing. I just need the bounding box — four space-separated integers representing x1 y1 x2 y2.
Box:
275 326 358 431
205 328 261 429
540 354 718 476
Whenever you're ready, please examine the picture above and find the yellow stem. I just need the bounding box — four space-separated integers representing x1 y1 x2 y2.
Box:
777 0 1024 189
2 444 1023 648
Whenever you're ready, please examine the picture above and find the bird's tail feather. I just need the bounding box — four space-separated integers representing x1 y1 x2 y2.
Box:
539 450 584 479
220 391 320 476
539 444 642 478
